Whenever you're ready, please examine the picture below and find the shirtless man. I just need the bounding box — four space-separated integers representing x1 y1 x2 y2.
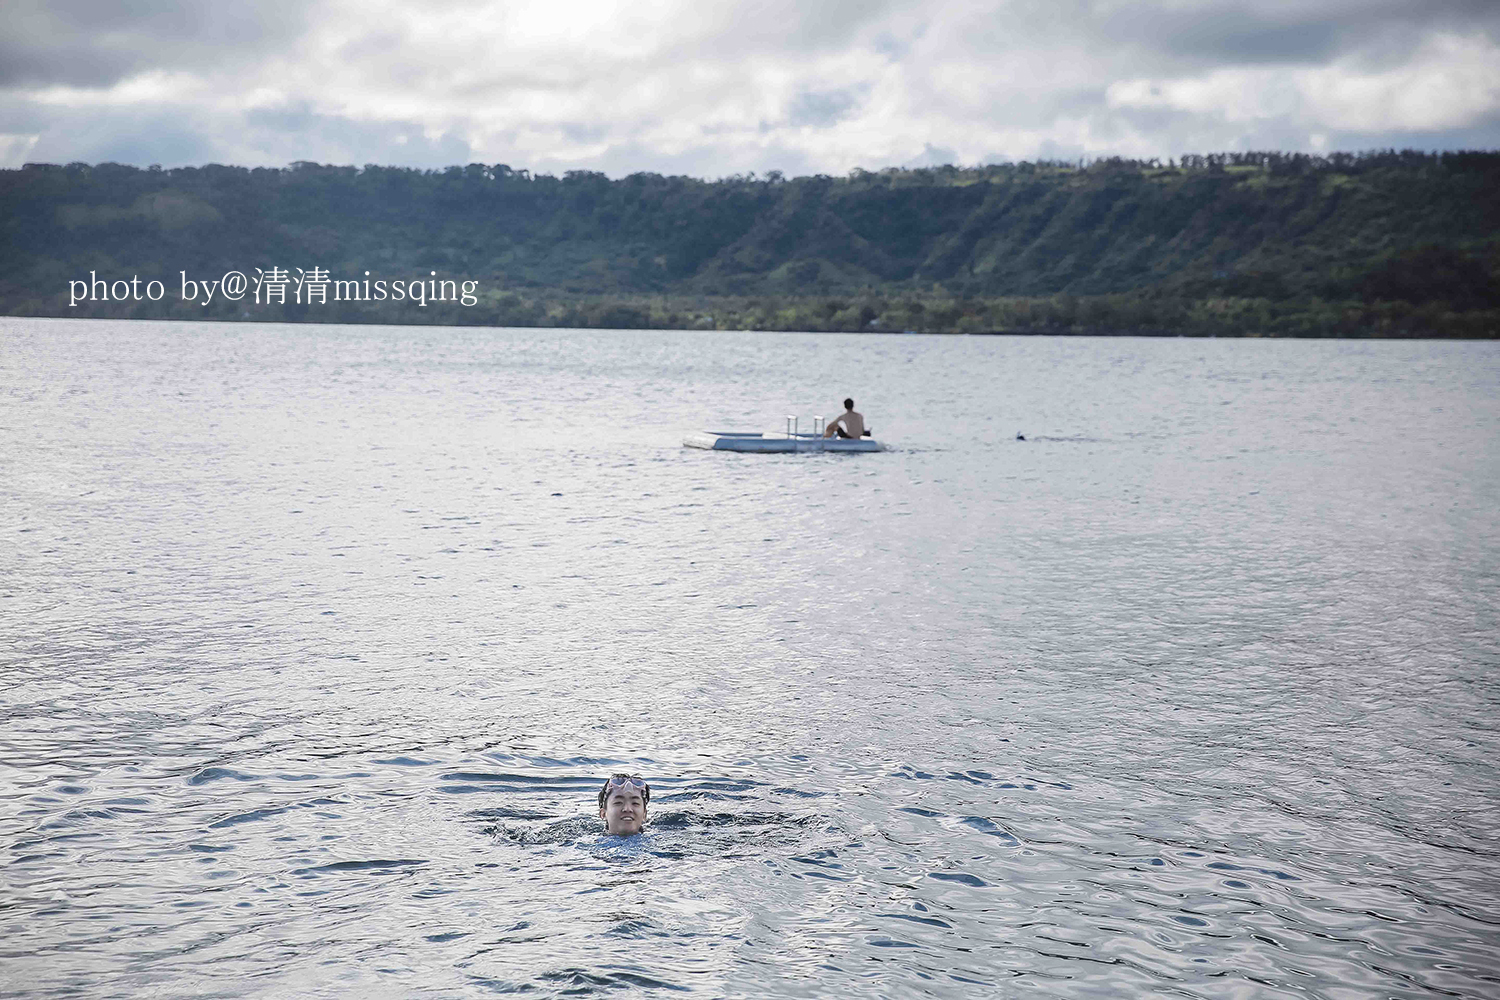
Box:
823 398 866 438
598 773 649 837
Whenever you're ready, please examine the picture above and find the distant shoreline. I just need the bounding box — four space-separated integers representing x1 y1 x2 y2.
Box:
5 307 1495 340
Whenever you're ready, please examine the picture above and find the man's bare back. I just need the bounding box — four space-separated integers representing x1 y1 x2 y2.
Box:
824 399 866 438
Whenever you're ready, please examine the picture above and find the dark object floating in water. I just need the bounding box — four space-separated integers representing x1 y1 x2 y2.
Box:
1016 433 1026 441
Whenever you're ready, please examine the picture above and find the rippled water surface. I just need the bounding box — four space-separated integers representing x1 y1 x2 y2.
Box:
3 317 1499 998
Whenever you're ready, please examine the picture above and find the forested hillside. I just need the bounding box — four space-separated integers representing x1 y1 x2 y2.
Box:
3 152 1497 336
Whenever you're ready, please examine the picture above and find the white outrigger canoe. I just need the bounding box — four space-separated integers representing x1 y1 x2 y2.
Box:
684 416 883 453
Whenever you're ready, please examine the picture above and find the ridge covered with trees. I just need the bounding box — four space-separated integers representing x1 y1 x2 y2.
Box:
3 151 1498 336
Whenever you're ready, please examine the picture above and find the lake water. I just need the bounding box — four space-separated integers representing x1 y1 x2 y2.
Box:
3 317 1498 998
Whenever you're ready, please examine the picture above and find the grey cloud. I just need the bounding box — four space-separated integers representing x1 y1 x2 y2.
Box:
1095 0 1500 71
0 0 312 88
902 143 959 168
714 0 903 55
22 104 220 165
1154 16 1341 65
787 89 864 128
15 99 471 169
1319 113 1500 152
0 96 50 134
871 32 913 60
558 121 609 145
1027 136 1094 162
240 105 474 167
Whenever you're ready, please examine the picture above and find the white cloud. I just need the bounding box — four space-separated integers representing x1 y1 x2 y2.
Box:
1303 33 1500 130
0 133 41 167
1107 31 1500 132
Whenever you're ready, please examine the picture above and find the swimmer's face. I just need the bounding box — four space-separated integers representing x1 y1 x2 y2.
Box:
600 785 647 837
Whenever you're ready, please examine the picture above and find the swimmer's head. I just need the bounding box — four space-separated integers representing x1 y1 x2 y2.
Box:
844 398 854 410
598 773 650 837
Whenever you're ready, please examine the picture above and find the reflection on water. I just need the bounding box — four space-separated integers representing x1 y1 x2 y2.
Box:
2 317 1498 997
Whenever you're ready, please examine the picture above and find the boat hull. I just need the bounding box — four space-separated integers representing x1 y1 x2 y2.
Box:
683 432 882 453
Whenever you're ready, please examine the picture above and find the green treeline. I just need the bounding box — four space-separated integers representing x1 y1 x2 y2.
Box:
3 150 1498 336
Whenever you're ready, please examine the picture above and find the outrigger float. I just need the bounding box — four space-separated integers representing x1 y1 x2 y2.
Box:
683 416 883 453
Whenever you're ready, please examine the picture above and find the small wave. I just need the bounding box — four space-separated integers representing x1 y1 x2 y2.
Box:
469 805 556 822
666 777 768 800
958 816 1021 844
188 766 255 785
649 809 820 830
484 816 598 846
888 765 1072 791
532 968 690 993
290 858 427 876
484 808 829 857
208 797 342 829
928 871 988 887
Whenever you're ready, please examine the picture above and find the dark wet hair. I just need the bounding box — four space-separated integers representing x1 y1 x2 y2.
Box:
598 773 650 810
844 398 854 410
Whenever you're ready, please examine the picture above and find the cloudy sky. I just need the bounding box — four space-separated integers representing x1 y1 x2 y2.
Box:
3 0 1498 176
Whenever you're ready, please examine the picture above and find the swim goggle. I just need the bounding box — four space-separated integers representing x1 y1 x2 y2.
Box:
605 775 647 790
